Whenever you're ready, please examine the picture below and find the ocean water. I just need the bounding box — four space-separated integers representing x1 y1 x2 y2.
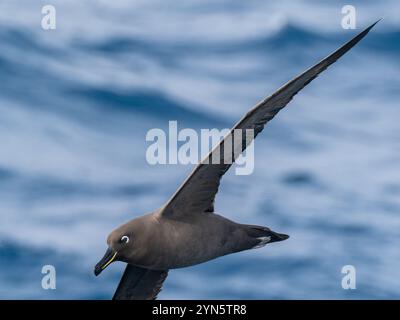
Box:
0 0 399 299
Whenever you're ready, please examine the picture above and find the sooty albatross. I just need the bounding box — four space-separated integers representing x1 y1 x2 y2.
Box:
94 21 379 299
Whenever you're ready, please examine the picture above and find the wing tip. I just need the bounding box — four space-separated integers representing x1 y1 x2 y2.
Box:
367 18 382 31
324 19 380 64
351 19 381 44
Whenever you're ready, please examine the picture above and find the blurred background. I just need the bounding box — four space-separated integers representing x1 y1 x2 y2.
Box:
0 0 399 299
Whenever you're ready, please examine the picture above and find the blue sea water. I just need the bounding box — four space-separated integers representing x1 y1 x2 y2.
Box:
0 0 399 299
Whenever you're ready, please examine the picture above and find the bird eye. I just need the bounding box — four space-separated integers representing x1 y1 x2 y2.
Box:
120 235 129 244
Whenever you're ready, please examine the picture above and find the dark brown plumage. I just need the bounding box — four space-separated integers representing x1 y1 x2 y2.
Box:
113 265 168 300
94 21 378 300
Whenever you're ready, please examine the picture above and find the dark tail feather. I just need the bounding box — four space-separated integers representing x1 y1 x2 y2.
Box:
267 230 289 243
243 224 289 246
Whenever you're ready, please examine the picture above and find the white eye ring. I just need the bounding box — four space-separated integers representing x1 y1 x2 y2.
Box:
121 235 129 243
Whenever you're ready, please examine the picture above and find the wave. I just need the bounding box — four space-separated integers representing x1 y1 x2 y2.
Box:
1 0 400 299
68 87 221 123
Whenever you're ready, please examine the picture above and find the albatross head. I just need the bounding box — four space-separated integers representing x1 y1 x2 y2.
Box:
94 221 138 276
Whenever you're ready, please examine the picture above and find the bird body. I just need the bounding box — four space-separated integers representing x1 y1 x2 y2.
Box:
107 211 287 270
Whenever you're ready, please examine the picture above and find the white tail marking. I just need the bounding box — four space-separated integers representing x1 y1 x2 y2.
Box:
252 236 271 249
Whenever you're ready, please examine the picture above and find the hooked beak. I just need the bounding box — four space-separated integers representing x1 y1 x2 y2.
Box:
94 247 117 276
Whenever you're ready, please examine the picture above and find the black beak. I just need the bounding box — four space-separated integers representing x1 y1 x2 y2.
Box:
94 247 117 276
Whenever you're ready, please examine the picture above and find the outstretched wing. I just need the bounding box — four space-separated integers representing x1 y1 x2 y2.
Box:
161 21 379 218
113 264 168 300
